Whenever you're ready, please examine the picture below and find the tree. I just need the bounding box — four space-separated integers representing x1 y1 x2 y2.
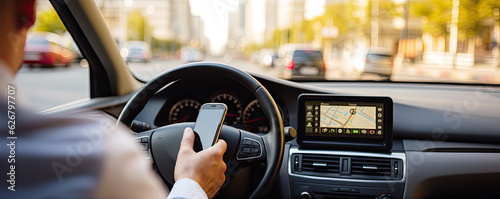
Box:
34 7 66 34
411 0 500 39
411 0 453 37
477 0 500 19
127 10 150 41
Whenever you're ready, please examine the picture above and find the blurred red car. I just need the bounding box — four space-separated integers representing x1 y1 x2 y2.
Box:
23 32 74 68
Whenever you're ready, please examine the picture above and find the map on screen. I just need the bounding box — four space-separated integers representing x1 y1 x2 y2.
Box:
320 105 376 129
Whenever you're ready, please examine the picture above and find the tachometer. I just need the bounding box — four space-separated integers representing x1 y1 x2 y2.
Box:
209 91 242 125
169 99 201 124
243 99 270 133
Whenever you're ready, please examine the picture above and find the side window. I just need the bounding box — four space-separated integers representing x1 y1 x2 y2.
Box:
16 0 89 111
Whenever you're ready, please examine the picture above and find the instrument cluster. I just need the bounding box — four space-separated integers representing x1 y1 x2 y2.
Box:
164 90 270 133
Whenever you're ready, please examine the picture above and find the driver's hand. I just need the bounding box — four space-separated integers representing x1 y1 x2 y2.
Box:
174 127 227 198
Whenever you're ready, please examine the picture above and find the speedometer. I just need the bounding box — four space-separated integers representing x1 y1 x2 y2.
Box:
243 99 270 133
169 99 201 124
209 91 242 125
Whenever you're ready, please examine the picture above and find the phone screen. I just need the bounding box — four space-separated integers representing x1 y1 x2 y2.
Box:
193 103 227 150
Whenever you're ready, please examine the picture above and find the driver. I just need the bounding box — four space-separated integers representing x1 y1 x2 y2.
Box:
0 0 227 198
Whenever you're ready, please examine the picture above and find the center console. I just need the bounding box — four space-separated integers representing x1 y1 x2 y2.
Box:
287 94 406 199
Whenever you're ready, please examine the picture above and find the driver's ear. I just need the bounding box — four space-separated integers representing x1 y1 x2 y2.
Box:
16 0 36 30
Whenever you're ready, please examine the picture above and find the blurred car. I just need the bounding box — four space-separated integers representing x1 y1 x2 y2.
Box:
180 47 203 63
250 50 260 63
61 32 83 62
277 49 326 80
122 41 151 63
258 49 278 68
23 32 74 68
351 48 394 77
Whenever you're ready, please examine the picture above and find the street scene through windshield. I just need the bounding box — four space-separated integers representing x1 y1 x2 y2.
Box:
15 0 500 110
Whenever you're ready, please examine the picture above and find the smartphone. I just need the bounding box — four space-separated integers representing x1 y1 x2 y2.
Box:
193 103 227 150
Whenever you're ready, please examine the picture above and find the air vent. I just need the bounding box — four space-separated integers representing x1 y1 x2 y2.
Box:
351 156 392 177
291 153 403 180
301 154 340 174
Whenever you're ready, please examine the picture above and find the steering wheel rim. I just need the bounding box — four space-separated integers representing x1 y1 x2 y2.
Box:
117 62 284 198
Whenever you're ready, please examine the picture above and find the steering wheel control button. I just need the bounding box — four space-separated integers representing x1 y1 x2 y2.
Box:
242 147 251 154
140 143 149 151
251 148 260 155
237 138 263 160
242 139 252 146
135 136 150 151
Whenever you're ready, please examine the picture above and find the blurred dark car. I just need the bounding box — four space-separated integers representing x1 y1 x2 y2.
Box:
23 32 73 68
351 48 394 77
277 49 326 79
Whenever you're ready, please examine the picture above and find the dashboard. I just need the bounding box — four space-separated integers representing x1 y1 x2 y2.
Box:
128 72 500 199
141 76 275 134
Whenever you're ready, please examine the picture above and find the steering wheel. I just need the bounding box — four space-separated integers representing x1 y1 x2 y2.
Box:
117 63 284 198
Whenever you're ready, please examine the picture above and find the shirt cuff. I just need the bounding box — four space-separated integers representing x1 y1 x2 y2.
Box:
166 178 208 199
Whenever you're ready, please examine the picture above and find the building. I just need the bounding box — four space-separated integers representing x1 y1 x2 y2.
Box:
97 0 204 46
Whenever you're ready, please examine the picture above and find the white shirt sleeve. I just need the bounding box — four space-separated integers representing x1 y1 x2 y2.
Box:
167 178 208 199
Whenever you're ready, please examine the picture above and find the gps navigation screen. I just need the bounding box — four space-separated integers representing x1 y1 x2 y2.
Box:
304 101 384 138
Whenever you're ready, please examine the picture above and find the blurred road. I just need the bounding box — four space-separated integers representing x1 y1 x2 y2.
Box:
15 65 89 111
15 57 500 111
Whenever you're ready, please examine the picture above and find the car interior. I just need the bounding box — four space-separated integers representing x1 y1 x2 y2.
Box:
33 0 500 198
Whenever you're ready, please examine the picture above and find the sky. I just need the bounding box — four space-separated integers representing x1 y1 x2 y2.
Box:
189 0 238 55
305 0 325 20
189 0 325 55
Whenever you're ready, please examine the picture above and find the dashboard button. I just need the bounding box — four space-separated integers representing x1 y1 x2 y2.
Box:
299 191 312 199
394 162 399 176
339 187 350 192
294 156 299 171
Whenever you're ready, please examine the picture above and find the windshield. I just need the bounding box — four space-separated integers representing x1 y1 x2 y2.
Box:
90 0 500 84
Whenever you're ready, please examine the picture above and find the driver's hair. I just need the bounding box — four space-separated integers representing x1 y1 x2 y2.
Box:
0 0 36 29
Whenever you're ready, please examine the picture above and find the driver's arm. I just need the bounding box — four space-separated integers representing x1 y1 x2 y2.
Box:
92 123 226 199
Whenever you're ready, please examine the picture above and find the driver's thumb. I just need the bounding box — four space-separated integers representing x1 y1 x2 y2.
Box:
180 127 195 152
